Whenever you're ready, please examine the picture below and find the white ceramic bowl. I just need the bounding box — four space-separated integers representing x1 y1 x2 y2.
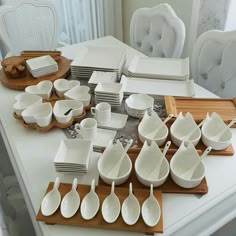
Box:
13 93 43 116
201 112 232 150
135 141 169 187
53 100 84 124
138 111 168 146
170 142 205 188
54 78 80 98
97 140 132 185
170 112 201 147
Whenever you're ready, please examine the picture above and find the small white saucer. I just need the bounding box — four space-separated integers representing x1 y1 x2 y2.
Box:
96 113 128 130
93 128 117 149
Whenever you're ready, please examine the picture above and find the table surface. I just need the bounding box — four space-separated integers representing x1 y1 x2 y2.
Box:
1 36 236 236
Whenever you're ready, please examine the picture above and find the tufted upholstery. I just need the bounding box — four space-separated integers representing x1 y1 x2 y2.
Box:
191 30 236 98
0 0 59 57
130 3 185 58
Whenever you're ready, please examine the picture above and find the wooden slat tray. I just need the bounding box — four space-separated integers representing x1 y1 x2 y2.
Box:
21 50 61 61
164 96 236 127
99 149 208 194
36 182 163 234
0 56 70 90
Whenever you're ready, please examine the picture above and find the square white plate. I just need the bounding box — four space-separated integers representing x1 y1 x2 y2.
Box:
95 82 123 94
93 128 117 149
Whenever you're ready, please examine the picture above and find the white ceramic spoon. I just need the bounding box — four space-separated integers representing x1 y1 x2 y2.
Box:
60 178 80 218
102 181 120 223
147 141 171 180
121 182 140 225
80 179 99 220
107 139 133 178
180 146 212 180
141 184 161 227
146 114 174 139
211 118 236 141
41 177 61 216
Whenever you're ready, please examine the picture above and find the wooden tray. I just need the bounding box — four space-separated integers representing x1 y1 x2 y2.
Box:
36 182 163 234
164 96 236 127
21 50 61 61
99 149 208 194
0 56 71 90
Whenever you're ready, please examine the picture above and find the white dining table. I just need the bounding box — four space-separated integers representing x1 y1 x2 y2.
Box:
0 36 236 236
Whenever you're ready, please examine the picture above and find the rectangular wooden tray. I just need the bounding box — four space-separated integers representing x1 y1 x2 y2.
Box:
164 96 236 127
99 149 208 194
36 182 163 234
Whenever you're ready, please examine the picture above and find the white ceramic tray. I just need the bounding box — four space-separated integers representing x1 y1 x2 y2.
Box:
128 56 189 80
120 75 195 98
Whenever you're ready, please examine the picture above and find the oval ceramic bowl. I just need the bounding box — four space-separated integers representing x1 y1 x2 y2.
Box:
64 85 91 106
170 142 205 188
138 111 168 146
135 141 169 187
97 140 132 185
13 93 43 116
53 100 84 124
170 112 201 147
201 112 232 150
125 94 154 110
21 102 52 127
54 78 80 98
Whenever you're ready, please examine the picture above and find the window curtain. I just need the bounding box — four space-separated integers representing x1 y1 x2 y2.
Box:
52 0 123 45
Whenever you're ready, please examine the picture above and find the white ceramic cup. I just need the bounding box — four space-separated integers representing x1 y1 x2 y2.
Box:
90 102 111 125
75 118 97 141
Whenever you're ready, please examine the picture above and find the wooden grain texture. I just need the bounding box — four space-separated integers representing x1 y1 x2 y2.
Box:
36 182 163 234
164 96 236 127
99 149 208 194
0 56 70 90
21 50 61 61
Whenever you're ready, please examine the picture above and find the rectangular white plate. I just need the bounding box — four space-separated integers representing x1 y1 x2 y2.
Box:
120 75 195 97
128 56 189 80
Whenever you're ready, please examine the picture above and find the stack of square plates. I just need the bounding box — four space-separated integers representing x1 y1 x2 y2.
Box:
53 139 92 174
88 71 117 92
94 82 124 107
71 46 126 81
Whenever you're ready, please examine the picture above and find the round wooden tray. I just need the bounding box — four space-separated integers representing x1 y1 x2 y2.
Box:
0 56 71 90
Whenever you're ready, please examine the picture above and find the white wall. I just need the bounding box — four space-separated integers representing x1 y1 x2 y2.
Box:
122 0 199 58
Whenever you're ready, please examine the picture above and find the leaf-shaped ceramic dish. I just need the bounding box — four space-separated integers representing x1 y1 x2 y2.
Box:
170 142 205 188
138 111 168 146
170 112 201 147
97 140 132 185
202 112 232 150
135 141 169 187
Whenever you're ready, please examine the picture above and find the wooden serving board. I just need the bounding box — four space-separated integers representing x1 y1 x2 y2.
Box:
164 96 236 127
36 182 163 234
0 56 71 90
99 149 208 194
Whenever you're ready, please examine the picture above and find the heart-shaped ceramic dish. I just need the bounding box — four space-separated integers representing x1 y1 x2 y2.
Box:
53 100 84 124
25 80 53 99
53 78 80 98
21 102 53 127
64 85 91 106
13 92 43 116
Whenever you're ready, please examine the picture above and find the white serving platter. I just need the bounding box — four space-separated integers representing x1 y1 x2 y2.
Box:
120 75 195 98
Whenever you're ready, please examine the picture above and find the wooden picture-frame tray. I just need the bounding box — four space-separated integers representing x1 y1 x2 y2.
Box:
36 182 163 234
164 96 236 127
99 149 208 194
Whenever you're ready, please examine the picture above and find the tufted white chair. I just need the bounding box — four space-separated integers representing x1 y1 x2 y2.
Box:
130 3 185 58
0 0 59 57
191 30 236 98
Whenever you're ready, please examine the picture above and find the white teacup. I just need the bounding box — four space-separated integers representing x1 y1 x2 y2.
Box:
90 102 111 125
75 118 97 141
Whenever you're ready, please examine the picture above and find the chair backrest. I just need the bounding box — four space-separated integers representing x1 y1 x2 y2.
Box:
191 30 236 98
130 3 185 58
0 0 59 57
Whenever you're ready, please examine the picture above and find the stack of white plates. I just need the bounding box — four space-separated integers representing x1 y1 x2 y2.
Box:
71 46 126 81
88 71 117 92
94 82 124 107
53 139 92 174
125 94 154 118
26 55 58 78
128 56 189 80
